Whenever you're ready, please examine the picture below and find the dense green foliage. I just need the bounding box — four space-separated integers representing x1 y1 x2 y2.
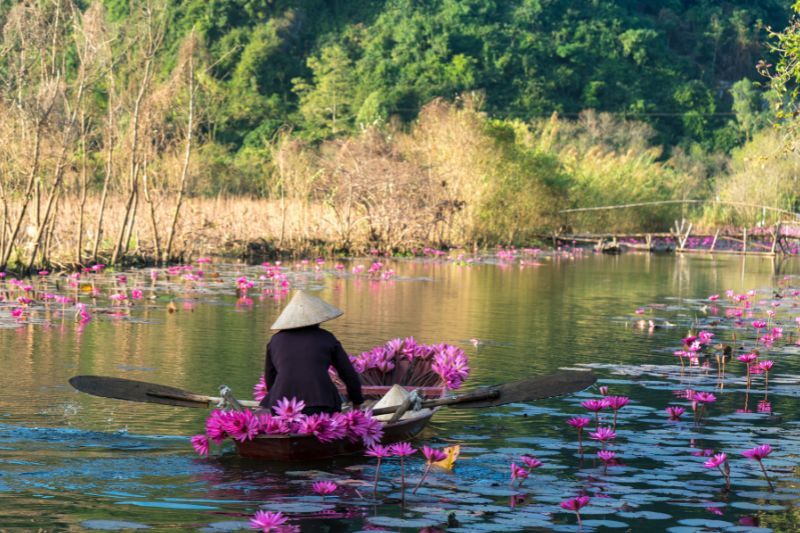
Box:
116 0 788 152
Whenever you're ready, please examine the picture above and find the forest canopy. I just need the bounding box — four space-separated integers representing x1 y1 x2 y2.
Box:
81 1 786 151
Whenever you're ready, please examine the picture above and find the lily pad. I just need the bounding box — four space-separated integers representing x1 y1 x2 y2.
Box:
82 520 151 530
367 516 440 528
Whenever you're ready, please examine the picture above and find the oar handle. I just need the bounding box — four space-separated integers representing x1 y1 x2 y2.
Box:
148 391 260 408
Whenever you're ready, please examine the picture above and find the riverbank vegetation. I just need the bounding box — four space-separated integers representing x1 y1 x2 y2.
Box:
0 1 798 270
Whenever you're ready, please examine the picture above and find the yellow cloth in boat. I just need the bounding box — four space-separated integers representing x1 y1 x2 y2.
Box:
372 384 433 422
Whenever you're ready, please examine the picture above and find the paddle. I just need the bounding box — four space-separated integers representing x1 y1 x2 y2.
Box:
372 370 597 415
69 370 596 413
68 375 261 409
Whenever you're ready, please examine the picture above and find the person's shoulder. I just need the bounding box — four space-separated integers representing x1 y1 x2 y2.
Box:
315 326 336 338
315 327 342 343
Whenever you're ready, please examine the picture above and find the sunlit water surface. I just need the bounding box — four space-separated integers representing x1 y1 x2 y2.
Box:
1 254 799 532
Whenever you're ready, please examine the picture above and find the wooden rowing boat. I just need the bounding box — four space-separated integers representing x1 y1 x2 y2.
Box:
234 384 446 460
69 368 597 461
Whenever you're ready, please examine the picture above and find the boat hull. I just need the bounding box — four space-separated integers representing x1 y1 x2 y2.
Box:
234 409 437 460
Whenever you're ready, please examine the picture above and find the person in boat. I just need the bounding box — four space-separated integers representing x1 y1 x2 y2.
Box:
259 291 364 415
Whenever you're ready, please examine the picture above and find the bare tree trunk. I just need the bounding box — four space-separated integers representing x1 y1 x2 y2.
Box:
76 110 88 265
42 186 63 266
119 186 139 259
112 1 165 264
164 46 195 263
112 53 152 265
35 179 41 229
93 73 115 262
0 177 8 258
27 78 88 269
1 123 43 269
141 157 161 261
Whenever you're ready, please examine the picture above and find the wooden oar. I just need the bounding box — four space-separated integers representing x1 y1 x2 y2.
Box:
68 375 261 409
69 370 596 413
371 370 597 415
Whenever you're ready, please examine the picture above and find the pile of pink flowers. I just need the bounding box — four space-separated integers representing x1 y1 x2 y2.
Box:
191 397 384 456
347 337 470 389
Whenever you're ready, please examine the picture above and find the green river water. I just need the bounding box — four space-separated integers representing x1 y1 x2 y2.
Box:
0 253 799 532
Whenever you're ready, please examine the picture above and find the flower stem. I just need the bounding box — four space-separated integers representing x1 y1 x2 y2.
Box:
372 457 382 498
400 457 406 504
716 465 731 492
413 463 431 494
758 459 774 491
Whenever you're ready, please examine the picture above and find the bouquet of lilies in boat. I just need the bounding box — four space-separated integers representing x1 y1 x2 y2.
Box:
332 337 470 390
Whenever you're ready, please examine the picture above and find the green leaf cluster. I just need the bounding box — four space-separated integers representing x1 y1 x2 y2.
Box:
106 0 787 153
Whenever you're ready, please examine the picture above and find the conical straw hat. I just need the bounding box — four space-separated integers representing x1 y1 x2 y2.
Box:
270 291 343 330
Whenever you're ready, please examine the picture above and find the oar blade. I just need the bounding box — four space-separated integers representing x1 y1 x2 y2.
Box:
449 370 597 409
69 375 211 408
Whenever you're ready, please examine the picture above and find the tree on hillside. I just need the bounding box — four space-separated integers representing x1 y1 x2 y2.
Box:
293 43 356 138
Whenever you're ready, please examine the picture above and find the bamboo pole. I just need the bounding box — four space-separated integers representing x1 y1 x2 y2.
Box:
742 227 747 255
710 228 720 252
770 223 780 255
561 200 798 218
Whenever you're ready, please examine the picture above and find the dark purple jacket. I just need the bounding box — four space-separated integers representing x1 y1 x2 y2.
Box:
259 325 364 411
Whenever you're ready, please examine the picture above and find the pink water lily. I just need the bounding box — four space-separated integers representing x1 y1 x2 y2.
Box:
704 451 732 491
366 444 391 497
249 510 288 532
366 443 391 458
597 449 617 474
560 495 590 526
224 409 260 442
589 426 616 448
510 462 528 486
520 454 542 471
666 406 685 420
605 396 629 410
422 445 447 463
567 417 591 454
273 397 306 422
390 442 416 502
253 375 268 402
738 353 758 364
704 452 727 469
567 417 591 429
191 435 209 456
581 398 608 428
758 359 774 399
742 444 774 491
205 410 229 444
311 480 338 496
742 444 772 461
581 399 607 412
605 395 629 429
414 446 448 494
694 392 716 403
